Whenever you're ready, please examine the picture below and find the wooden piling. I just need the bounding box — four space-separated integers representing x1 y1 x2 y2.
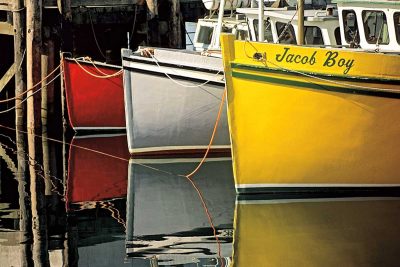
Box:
58 0 72 131
13 2 32 266
41 48 52 196
26 0 50 265
13 0 26 142
169 0 182 48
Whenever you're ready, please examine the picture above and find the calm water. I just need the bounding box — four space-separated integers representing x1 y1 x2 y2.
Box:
1 131 400 266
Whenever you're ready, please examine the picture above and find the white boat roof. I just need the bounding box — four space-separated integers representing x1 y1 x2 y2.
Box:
198 16 247 24
237 8 339 22
333 0 400 5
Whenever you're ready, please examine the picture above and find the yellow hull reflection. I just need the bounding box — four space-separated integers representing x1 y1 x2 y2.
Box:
232 197 400 267
221 34 400 193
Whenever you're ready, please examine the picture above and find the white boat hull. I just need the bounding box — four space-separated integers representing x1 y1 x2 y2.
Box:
122 48 230 155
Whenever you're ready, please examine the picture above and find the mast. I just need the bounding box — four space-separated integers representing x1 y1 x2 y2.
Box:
212 0 226 48
297 0 304 45
258 0 264 41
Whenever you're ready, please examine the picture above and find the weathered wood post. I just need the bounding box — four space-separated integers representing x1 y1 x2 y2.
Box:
170 0 182 48
13 2 32 266
26 0 50 265
57 0 72 133
13 0 26 136
41 44 52 196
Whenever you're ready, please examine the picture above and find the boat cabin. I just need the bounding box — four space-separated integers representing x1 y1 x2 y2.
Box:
334 0 400 52
237 7 342 45
192 16 249 51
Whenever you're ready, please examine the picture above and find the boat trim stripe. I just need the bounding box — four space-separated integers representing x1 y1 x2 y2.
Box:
130 144 231 153
231 70 400 99
231 62 400 84
123 65 225 86
122 56 222 74
235 184 400 194
237 197 400 204
74 127 126 130
236 183 400 188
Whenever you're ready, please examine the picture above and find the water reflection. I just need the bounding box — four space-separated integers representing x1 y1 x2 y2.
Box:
0 132 135 266
126 157 235 266
1 129 400 266
233 196 400 267
66 134 128 208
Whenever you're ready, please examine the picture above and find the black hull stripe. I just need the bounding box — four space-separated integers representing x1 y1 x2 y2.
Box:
231 63 400 85
122 56 222 75
236 186 400 197
232 70 400 99
123 65 225 87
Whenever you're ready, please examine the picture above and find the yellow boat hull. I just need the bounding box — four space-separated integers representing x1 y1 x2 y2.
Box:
221 34 400 193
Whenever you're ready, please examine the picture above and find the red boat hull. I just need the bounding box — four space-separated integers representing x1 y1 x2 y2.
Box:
63 59 125 130
67 134 129 204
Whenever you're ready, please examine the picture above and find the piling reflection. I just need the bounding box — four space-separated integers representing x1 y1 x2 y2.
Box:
126 157 235 266
232 196 400 267
0 131 133 266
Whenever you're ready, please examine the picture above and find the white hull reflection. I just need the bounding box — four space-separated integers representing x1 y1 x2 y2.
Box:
126 157 235 265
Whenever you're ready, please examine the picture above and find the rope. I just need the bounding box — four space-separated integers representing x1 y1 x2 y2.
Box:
71 58 123 79
0 138 65 197
88 10 106 59
275 9 298 44
146 50 223 88
100 201 127 229
87 58 110 76
179 174 224 263
0 71 63 114
0 64 61 104
185 88 226 178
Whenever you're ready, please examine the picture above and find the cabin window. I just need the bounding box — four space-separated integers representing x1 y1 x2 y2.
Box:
236 29 248 40
276 22 296 44
196 25 213 45
304 26 323 45
334 27 342 45
253 18 273 42
395 12 400 45
342 10 360 45
221 26 233 33
362 10 389 45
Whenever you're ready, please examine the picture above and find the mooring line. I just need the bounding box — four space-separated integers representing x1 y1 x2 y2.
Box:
185 87 227 178
180 174 224 264
71 58 123 78
0 63 61 104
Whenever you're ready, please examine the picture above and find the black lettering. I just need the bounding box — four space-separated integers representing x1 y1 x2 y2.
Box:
276 47 289 62
323 51 338 67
